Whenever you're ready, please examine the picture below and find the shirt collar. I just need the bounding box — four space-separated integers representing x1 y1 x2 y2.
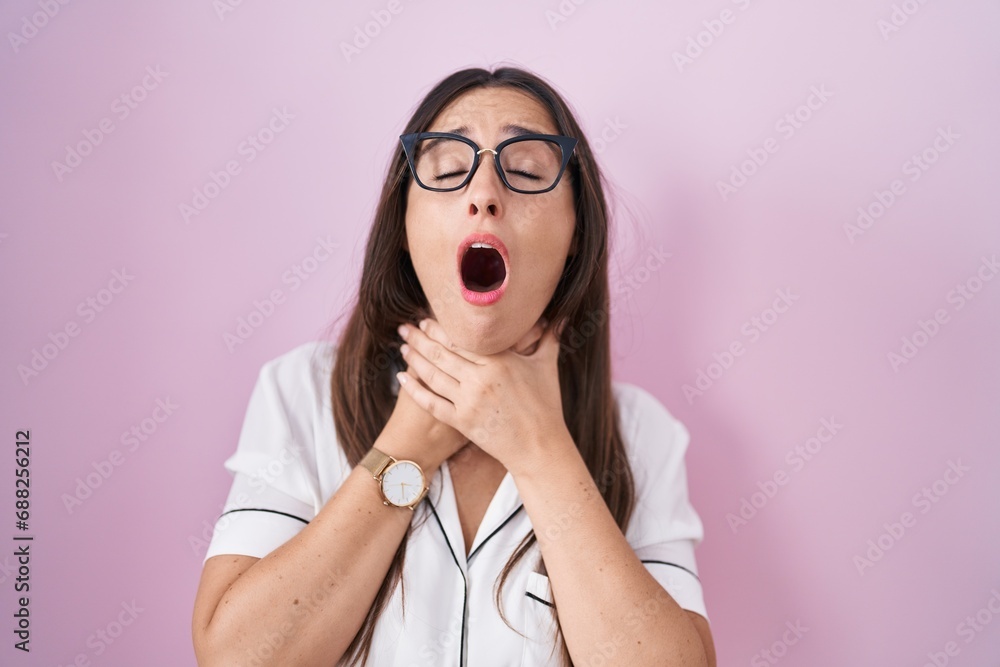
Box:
423 456 525 566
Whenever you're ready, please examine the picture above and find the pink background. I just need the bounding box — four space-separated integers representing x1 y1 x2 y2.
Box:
2 0 998 665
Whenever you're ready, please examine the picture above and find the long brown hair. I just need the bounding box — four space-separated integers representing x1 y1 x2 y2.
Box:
327 65 635 667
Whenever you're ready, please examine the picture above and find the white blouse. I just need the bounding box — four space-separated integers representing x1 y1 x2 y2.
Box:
204 341 708 666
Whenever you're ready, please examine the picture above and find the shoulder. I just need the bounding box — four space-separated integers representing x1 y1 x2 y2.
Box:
611 380 706 558
255 339 336 397
225 340 338 483
608 383 708 622
610 380 696 515
249 339 338 457
611 380 690 461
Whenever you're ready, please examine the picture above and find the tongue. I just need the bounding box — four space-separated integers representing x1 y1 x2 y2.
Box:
462 247 505 292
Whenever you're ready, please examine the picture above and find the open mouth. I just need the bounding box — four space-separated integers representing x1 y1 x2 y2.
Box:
461 243 506 292
456 233 510 305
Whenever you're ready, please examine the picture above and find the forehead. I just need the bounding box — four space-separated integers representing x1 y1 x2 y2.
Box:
428 87 559 140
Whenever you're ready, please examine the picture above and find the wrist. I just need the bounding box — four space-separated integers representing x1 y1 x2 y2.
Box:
507 427 578 481
374 425 444 477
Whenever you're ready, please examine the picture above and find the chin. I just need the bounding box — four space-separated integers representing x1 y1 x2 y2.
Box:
451 321 504 353
440 314 517 355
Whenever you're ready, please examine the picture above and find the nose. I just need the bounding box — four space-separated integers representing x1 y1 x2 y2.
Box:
466 148 504 217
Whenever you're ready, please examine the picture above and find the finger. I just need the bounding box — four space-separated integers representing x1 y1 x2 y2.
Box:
396 371 459 425
397 322 467 385
400 340 461 400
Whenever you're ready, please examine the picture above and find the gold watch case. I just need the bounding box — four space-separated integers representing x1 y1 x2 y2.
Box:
360 447 428 510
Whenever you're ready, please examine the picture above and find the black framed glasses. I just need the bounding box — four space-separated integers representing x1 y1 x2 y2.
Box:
399 132 578 194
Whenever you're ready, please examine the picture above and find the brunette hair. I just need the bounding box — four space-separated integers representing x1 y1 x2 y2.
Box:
327 65 635 667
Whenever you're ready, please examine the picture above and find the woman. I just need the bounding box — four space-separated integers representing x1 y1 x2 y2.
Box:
192 66 716 667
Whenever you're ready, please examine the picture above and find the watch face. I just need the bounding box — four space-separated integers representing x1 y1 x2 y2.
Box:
381 461 424 506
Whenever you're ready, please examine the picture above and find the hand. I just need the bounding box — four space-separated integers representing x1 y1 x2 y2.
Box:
381 335 471 473
395 315 570 473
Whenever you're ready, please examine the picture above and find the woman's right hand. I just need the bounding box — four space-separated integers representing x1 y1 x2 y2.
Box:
380 364 470 473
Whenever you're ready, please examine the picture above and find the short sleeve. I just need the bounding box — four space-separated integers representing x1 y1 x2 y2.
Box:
617 383 709 622
203 352 322 564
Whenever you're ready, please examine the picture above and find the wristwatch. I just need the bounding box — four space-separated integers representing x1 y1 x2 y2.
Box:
359 447 428 510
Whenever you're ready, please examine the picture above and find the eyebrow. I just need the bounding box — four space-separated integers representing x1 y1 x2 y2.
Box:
442 123 546 139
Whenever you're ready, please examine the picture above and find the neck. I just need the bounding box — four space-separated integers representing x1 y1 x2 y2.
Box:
449 440 497 469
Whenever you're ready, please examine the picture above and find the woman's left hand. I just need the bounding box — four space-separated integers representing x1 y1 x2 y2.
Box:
396 316 569 472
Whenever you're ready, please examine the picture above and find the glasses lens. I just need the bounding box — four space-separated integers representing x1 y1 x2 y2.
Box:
499 139 564 192
412 137 565 192
413 137 476 190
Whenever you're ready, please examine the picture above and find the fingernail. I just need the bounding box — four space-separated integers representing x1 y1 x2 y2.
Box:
396 371 408 385
418 319 428 331
397 324 408 340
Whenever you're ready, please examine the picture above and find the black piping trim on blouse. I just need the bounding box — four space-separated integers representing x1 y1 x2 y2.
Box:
219 508 310 524
641 559 701 583
525 591 554 608
467 504 525 564
429 502 468 667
